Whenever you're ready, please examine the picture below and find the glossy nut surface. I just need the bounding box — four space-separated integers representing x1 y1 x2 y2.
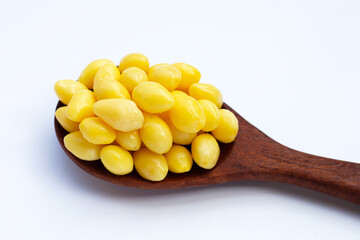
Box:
188 83 223 108
198 99 220 132
165 118 197 145
119 53 149 73
115 130 141 151
55 106 79 132
93 78 131 100
169 92 205 133
172 63 201 91
66 90 96 122
133 148 168 181
147 63 169 78
170 90 188 98
79 117 116 144
132 82 175 113
94 63 121 84
64 131 102 161
54 80 87 105
100 145 133 175
149 65 181 91
191 133 220 169
93 99 144 132
120 67 148 93
164 145 193 173
78 59 113 89
140 113 172 154
211 109 238 143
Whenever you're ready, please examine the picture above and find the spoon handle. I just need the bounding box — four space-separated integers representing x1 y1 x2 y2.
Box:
256 145 360 204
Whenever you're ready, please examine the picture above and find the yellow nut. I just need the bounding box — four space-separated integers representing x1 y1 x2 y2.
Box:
165 118 197 145
188 83 223 108
54 80 87 105
133 148 168 181
147 63 169 78
119 67 148 93
115 130 141 151
198 99 220 132
55 106 79 132
93 78 131 100
140 113 172 154
93 99 144 132
171 90 188 98
66 89 96 122
64 131 102 161
132 82 175 113
149 65 181 91
94 63 121 84
100 145 133 175
79 117 116 144
78 59 114 89
172 63 201 91
169 92 205 133
119 53 149 73
164 145 193 173
191 133 219 169
211 109 238 143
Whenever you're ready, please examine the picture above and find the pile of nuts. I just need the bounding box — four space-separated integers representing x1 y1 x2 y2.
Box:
54 53 238 181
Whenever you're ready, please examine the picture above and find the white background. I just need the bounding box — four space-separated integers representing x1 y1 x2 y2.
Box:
0 0 360 239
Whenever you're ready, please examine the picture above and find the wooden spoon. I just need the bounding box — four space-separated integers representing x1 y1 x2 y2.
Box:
55 101 360 204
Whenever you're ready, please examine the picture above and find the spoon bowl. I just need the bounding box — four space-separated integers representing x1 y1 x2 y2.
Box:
55 101 360 204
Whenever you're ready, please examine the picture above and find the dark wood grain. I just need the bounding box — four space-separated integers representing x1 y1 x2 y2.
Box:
55 101 360 204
